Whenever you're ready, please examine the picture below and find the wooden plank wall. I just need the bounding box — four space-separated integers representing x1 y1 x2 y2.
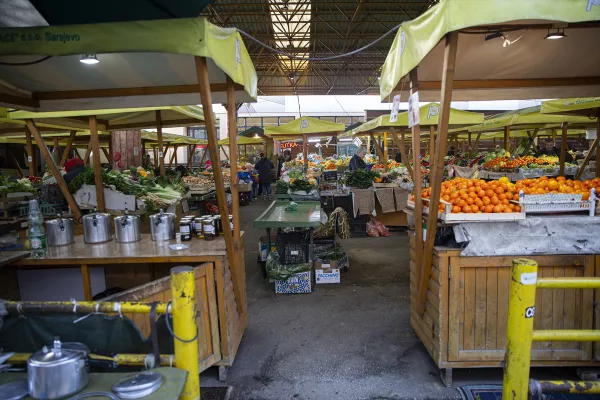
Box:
449 255 594 364
111 130 142 169
105 263 221 372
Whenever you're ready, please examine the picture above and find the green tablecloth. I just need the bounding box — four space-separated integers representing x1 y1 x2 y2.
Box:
0 367 186 400
253 201 323 229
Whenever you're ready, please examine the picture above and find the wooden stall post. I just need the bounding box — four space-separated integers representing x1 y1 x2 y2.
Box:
195 56 245 318
418 32 458 314
220 146 230 161
52 137 61 165
409 68 424 262
108 134 114 170
473 132 482 152
199 147 208 166
26 120 82 220
156 111 165 176
25 128 36 175
390 128 413 179
187 145 195 169
89 116 105 212
302 134 308 170
153 147 158 166
83 142 92 165
169 145 179 168
596 115 600 178
467 132 472 156
227 78 241 244
576 137 598 180
503 126 510 151
60 130 77 167
429 126 435 161
383 132 388 161
370 132 384 160
10 153 24 177
559 122 568 176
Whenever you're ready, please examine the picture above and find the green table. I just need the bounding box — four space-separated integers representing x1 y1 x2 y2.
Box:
0 367 186 399
253 201 324 262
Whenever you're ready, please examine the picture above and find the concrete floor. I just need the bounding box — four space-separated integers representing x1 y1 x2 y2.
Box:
201 199 464 400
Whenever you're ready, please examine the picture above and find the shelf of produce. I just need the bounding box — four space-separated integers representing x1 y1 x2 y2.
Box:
406 199 525 223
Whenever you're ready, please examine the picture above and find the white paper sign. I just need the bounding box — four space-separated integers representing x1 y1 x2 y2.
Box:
353 137 363 148
133 147 139 156
408 92 420 128
389 94 401 123
159 151 164 157
27 156 32 163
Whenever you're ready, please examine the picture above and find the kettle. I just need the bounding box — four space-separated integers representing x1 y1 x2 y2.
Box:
149 209 176 241
114 209 141 243
82 208 112 244
46 214 74 246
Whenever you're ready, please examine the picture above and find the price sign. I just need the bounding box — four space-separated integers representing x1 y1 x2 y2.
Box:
408 92 420 128
353 137 363 147
389 94 401 123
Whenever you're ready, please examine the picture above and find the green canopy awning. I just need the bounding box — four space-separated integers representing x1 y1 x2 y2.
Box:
468 106 597 133
379 0 600 101
239 126 265 137
0 17 257 110
8 106 208 132
264 116 344 140
218 136 263 146
341 103 484 138
541 98 600 117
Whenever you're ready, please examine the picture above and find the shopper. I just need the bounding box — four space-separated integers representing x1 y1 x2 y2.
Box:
63 158 86 184
255 153 275 200
349 146 367 171
394 150 402 163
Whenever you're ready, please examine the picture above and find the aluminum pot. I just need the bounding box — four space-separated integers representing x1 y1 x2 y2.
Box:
149 209 176 241
82 209 112 244
114 209 141 243
45 214 74 246
28 339 89 400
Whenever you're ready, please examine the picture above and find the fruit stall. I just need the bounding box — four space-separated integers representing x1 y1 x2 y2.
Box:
379 0 600 385
0 16 259 386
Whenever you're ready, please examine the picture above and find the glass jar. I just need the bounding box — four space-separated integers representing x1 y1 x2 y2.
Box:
194 218 204 238
203 218 215 241
179 219 192 241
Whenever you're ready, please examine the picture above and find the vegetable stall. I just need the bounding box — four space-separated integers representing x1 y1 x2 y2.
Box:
378 0 600 385
0 16 259 387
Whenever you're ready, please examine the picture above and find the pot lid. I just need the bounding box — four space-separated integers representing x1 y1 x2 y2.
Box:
83 212 111 220
29 343 80 366
0 379 28 400
112 371 163 393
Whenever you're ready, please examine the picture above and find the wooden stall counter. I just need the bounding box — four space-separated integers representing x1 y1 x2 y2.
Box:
9 233 246 380
409 232 600 386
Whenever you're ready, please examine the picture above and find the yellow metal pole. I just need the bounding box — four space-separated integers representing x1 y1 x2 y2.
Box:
5 301 168 314
9 353 176 367
536 277 600 289
532 330 600 342
171 266 200 400
502 258 538 400
537 380 600 394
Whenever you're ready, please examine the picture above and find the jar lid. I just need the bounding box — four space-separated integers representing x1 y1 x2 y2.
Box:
112 371 163 394
0 379 28 400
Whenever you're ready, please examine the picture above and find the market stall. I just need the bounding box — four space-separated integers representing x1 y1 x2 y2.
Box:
0 16 258 387
379 0 600 384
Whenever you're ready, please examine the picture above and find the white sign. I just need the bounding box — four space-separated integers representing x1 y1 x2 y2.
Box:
426 104 439 120
389 94 401 123
27 156 32 163
300 119 309 131
353 137 363 147
159 151 163 157
133 147 139 156
586 128 597 140
408 92 420 128
520 272 537 285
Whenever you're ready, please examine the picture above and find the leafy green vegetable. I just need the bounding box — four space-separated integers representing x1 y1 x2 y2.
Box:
290 179 315 194
342 169 379 189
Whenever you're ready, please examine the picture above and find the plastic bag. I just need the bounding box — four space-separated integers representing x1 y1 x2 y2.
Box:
371 217 391 237
366 219 379 237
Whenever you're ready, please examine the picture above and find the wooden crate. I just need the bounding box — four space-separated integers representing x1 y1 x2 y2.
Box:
105 263 221 372
409 232 600 371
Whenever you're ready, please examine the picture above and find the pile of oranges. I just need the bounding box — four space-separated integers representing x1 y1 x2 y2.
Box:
517 176 599 200
412 176 600 214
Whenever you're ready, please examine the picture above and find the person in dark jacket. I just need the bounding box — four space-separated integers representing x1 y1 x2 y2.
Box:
63 158 86 184
394 150 402 164
255 153 275 200
349 146 367 171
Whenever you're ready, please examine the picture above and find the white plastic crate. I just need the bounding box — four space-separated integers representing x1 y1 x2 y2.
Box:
518 189 596 215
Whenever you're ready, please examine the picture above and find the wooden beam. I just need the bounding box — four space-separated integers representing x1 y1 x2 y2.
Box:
187 145 195 169
390 128 413 179
383 132 388 161
73 148 81 159
409 67 424 279
156 111 165 176
108 134 114 170
52 137 61 165
34 83 245 101
89 116 105 212
408 77 600 92
0 93 39 108
220 146 230 161
199 148 208 166
153 147 158 166
26 120 82 220
559 122 568 176
302 135 308 170
503 126 510 151
168 145 179 168
473 132 482 152
429 126 435 161
576 137 598 180
60 131 77 167
83 142 92 165
227 78 241 246
108 118 202 131
369 132 384 160
101 147 110 162
596 117 600 178
24 128 36 175
418 32 458 315
195 56 245 319
10 152 24 177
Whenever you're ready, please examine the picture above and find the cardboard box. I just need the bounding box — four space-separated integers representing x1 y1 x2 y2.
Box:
258 236 277 262
315 268 340 284
238 182 252 192
275 271 312 294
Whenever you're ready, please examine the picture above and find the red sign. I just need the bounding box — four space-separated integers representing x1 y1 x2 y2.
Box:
195 144 207 149
281 142 300 149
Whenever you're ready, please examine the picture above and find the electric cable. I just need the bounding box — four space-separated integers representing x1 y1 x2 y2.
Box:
0 56 52 66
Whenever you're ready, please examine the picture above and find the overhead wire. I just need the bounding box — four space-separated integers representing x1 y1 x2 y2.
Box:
0 56 52 66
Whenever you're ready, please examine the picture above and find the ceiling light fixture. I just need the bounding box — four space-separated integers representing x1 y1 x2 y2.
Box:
254 133 260 138
545 29 566 40
80 54 99 64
